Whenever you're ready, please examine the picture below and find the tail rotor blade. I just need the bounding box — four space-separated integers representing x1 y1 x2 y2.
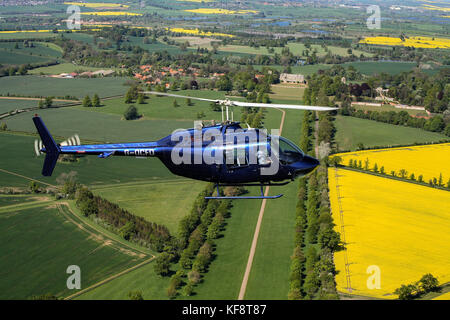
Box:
34 140 44 156
60 134 80 147
74 134 80 145
34 139 41 156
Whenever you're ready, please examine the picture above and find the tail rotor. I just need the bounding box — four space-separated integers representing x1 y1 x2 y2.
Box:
34 139 44 156
34 134 80 156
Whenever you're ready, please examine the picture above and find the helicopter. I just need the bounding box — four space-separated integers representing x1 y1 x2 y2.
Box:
32 92 336 199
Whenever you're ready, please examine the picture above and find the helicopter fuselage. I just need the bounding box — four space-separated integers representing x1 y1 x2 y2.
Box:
54 122 319 185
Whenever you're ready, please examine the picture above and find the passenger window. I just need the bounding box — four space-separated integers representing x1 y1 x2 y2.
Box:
225 147 248 168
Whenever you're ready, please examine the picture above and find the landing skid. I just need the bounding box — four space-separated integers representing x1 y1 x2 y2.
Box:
205 184 284 200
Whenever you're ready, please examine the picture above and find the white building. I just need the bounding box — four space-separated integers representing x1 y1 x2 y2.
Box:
280 73 306 84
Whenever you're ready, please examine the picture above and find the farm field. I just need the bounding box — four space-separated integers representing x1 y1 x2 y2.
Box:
0 99 42 114
334 116 447 151
91 180 206 234
359 36 450 49
5 105 196 142
216 43 371 58
28 63 110 75
0 76 128 99
0 32 60 40
0 199 148 299
342 61 417 75
350 103 425 116
74 93 227 122
0 132 175 188
433 292 450 300
334 143 450 184
75 261 168 300
328 168 450 299
269 84 305 101
0 50 54 65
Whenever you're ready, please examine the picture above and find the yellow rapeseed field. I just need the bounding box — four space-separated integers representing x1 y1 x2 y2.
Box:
80 11 142 16
334 143 450 185
422 4 450 12
168 27 234 38
64 2 129 8
184 8 258 14
328 168 450 299
359 36 450 49
433 292 450 300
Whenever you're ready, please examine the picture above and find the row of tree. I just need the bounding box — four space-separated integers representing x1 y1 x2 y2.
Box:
345 158 450 189
394 274 439 300
82 94 101 108
151 184 233 298
339 107 450 137
71 183 172 252
289 111 342 300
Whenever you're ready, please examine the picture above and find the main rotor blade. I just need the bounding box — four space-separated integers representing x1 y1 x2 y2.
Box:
142 91 221 103
231 101 338 111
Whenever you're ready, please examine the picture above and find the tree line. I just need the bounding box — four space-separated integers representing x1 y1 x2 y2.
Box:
151 184 233 298
289 111 342 300
339 107 450 137
343 157 450 190
68 182 172 252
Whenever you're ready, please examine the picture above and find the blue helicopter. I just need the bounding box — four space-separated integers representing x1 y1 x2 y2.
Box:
33 92 336 199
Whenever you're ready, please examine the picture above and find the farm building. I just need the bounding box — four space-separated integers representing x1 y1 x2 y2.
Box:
279 73 306 84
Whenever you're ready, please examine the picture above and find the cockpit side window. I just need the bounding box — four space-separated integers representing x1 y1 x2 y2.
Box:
272 136 304 165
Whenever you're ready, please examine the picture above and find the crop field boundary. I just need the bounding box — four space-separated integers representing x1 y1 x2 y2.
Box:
64 256 155 300
90 178 194 191
61 202 153 257
336 166 450 193
57 202 157 300
0 198 53 213
0 94 125 120
0 167 56 187
333 141 450 156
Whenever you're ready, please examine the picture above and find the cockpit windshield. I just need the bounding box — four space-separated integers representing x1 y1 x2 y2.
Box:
275 136 304 164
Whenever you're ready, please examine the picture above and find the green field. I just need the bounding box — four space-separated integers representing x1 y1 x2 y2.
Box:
351 103 426 116
335 115 448 151
343 61 417 75
0 194 43 207
92 180 206 234
75 262 169 300
0 132 175 188
0 41 62 65
218 43 371 58
0 50 54 65
0 32 59 40
74 91 235 122
269 84 305 101
0 75 129 98
29 63 111 75
4 107 194 142
0 99 40 114
0 200 148 299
